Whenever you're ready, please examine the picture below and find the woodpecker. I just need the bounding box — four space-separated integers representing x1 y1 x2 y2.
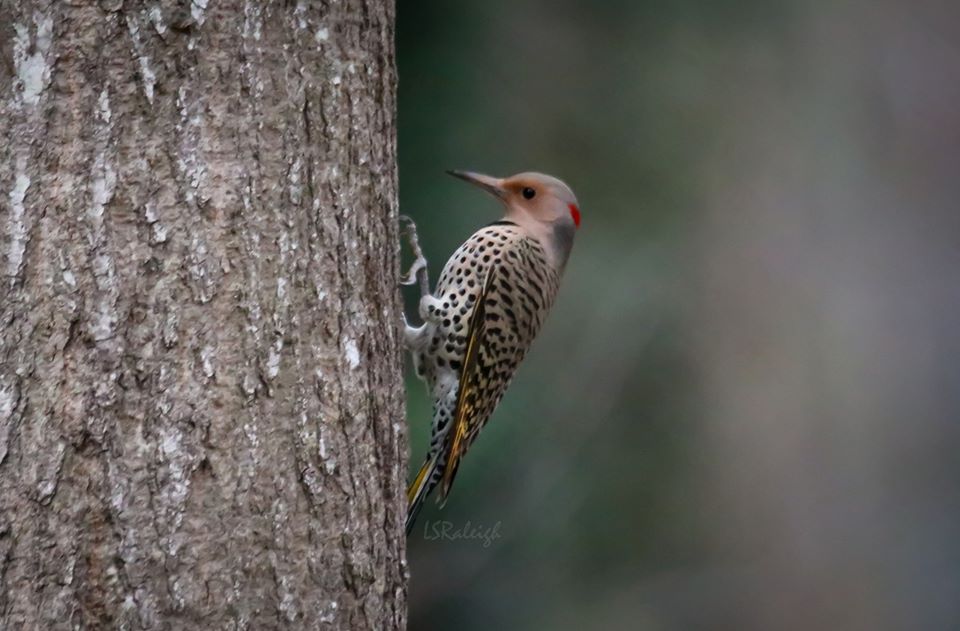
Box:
401 170 580 534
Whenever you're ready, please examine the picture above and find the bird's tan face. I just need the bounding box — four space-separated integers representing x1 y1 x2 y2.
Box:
447 170 580 270
447 170 580 230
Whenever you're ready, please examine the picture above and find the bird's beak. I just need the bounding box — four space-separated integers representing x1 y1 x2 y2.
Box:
446 170 507 200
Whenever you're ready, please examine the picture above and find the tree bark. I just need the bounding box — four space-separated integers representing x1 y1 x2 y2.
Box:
0 1 406 629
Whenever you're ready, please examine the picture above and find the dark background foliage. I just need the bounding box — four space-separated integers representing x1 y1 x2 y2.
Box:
398 1 960 629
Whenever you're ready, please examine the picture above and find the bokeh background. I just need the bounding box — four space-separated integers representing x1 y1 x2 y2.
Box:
397 1 960 629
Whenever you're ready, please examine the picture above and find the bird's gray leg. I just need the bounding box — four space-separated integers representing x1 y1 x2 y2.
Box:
399 215 438 349
403 316 426 350
399 215 430 298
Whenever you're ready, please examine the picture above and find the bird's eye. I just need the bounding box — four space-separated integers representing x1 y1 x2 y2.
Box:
521 187 536 200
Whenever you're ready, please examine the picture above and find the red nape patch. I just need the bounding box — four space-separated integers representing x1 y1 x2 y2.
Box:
569 204 581 228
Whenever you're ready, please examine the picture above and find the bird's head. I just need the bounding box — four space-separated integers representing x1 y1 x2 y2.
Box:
447 170 580 269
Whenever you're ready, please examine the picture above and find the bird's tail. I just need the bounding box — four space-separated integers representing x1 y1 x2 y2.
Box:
406 453 439 535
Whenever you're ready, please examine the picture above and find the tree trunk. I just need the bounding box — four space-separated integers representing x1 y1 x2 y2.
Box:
0 1 406 629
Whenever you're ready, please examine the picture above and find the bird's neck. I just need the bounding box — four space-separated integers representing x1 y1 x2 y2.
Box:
502 210 570 273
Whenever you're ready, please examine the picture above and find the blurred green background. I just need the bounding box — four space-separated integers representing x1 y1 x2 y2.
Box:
397 1 960 629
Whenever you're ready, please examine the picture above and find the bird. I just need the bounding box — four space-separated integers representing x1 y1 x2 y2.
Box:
400 170 580 535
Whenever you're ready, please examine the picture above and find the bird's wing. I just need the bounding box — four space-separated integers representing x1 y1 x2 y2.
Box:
438 265 497 503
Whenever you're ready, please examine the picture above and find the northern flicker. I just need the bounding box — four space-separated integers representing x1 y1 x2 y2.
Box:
401 170 580 534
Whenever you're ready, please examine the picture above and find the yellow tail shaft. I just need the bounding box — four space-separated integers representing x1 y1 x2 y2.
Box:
406 455 438 534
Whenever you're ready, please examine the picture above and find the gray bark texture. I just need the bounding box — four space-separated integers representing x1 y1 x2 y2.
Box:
0 1 407 629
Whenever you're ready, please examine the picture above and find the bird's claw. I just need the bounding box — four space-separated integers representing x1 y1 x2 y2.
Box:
400 257 426 287
399 215 430 297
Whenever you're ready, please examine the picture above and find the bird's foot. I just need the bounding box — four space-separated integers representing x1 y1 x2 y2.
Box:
399 215 430 298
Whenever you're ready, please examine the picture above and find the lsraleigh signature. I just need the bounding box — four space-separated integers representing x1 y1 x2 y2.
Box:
421 520 503 547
